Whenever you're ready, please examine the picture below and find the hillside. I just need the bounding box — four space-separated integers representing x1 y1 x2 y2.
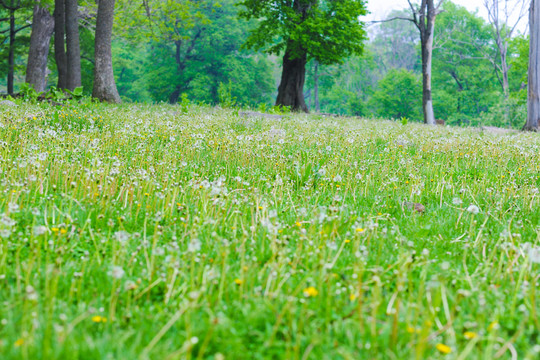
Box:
0 103 539 359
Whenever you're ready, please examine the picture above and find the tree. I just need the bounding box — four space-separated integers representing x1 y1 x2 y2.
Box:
372 9 419 72
525 0 540 131
115 0 274 106
432 1 500 125
65 0 81 90
25 0 54 92
370 68 422 120
483 0 529 98
240 0 367 112
92 0 120 102
309 51 380 116
115 0 214 103
406 0 444 125
0 0 32 94
53 0 67 89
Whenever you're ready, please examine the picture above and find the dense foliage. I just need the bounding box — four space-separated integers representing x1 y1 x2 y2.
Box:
0 0 532 125
239 0 368 65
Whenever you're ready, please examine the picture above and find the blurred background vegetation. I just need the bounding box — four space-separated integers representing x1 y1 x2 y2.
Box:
0 0 531 128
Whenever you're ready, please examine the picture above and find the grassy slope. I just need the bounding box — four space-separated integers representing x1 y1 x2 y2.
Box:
0 103 539 359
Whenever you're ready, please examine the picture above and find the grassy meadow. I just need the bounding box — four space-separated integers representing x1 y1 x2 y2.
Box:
0 103 539 359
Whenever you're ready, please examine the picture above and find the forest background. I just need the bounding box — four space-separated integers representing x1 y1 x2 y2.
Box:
0 0 532 128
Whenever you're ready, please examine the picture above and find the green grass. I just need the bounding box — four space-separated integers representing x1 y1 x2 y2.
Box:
0 103 539 359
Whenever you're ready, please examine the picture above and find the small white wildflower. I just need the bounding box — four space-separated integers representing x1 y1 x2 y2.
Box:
452 197 463 206
528 246 540 264
8 203 20 213
114 231 130 244
125 281 137 290
318 168 326 176
188 238 202 252
0 229 11 238
0 215 16 227
466 205 479 214
333 174 342 182
26 285 38 301
33 226 48 236
110 266 125 279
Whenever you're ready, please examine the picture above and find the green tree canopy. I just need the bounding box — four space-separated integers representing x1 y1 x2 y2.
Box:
370 68 422 121
240 0 368 65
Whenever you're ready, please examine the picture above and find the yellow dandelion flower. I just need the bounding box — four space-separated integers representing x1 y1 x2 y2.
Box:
303 286 318 297
349 293 356 301
51 227 59 233
435 343 452 354
406 326 415 334
488 321 499 331
91 315 107 323
60 228 67 234
464 331 478 339
234 279 243 285
14 338 24 347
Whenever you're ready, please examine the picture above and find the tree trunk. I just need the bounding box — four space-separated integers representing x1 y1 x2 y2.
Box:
500 44 510 98
26 3 54 92
7 6 15 95
419 1 436 125
276 45 308 112
525 0 540 131
169 86 182 104
313 60 320 112
54 0 68 89
92 0 121 103
65 0 81 90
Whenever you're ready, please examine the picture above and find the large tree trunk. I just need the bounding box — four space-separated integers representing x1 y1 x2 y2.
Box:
54 0 68 89
169 86 182 104
276 46 308 112
7 6 15 95
65 0 81 90
420 1 436 125
525 0 540 131
92 0 121 103
26 3 54 92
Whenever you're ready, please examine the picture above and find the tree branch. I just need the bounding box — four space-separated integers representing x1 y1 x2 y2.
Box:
0 23 31 35
369 16 416 25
